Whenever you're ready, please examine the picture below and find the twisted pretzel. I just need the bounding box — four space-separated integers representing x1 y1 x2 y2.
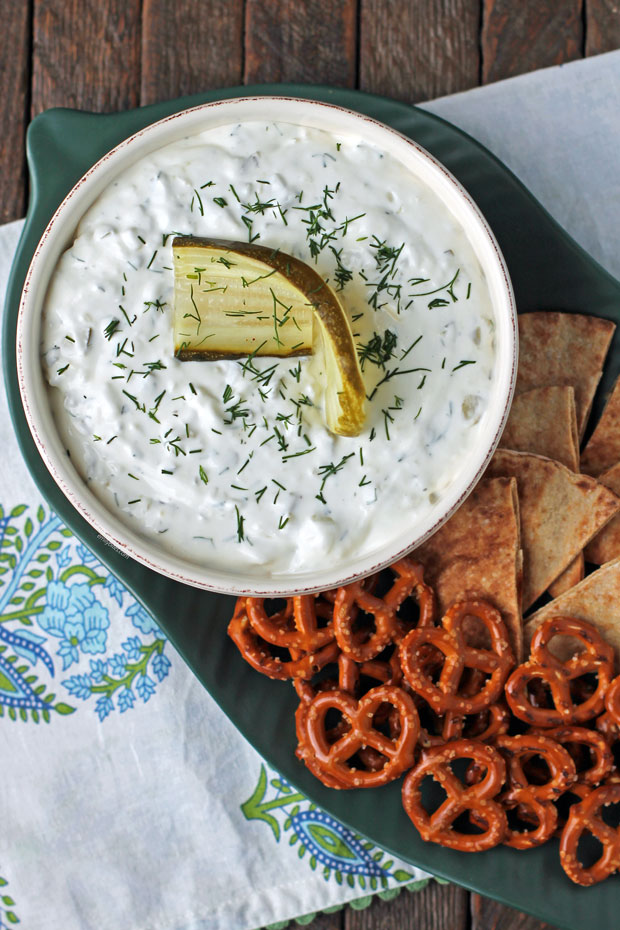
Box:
603 674 620 728
300 684 419 788
530 726 614 787
228 597 339 680
246 594 335 651
399 600 514 718
495 733 576 849
334 558 435 662
505 616 614 727
560 784 620 885
402 739 507 851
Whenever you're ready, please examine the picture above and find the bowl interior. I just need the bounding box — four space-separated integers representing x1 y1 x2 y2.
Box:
17 96 517 595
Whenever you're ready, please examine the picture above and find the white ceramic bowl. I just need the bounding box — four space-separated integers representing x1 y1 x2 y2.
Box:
17 96 517 596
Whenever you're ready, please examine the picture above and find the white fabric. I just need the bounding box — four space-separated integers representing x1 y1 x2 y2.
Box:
2 48 620 930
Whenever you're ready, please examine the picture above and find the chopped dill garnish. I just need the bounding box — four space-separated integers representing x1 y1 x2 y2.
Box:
235 505 245 542
317 453 355 492
357 330 398 370
452 359 476 371
104 319 120 340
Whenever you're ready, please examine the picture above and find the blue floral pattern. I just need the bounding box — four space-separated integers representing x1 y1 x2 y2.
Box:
242 765 416 892
0 502 172 723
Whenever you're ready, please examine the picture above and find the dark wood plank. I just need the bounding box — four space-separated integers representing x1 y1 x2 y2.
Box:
141 0 244 105
471 893 561 930
345 881 468 930
0 0 30 222
359 0 480 103
31 0 141 115
244 0 357 87
481 0 583 84
586 0 620 55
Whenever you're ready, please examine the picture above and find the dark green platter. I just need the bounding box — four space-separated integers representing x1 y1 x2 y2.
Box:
5 84 620 929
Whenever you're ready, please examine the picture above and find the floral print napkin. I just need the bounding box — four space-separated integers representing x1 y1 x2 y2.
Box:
0 218 429 929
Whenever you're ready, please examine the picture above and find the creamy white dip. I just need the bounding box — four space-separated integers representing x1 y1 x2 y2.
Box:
41 120 497 578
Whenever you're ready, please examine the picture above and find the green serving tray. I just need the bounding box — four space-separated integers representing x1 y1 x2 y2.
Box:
5 84 620 929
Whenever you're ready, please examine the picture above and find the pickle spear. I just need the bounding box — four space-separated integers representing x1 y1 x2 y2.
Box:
172 237 366 436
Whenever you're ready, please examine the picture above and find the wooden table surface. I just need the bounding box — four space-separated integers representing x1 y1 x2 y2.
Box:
2 2 620 928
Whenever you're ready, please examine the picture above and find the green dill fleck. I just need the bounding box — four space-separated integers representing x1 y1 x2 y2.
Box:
278 515 289 530
317 453 355 492
235 505 245 542
213 196 228 208
255 486 267 503
57 364 70 375
357 330 398 370
452 359 476 371
199 466 209 485
104 319 120 340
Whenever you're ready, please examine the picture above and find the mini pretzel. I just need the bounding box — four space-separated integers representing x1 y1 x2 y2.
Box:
530 726 614 787
228 597 339 680
494 733 576 849
246 594 335 652
505 616 614 727
560 784 620 885
402 739 507 851
333 558 435 662
300 684 419 788
399 600 514 717
603 674 620 728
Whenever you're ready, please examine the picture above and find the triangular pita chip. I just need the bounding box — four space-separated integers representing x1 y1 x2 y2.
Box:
515 312 615 439
411 476 523 660
486 449 620 610
525 558 620 668
581 374 620 476
547 553 585 598
499 386 579 470
585 463 620 564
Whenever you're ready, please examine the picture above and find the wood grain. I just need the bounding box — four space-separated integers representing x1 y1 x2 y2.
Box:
0 0 31 222
345 882 468 930
586 0 620 55
359 0 480 103
31 0 141 115
141 0 244 105
481 0 583 84
244 0 357 86
471 893 560 930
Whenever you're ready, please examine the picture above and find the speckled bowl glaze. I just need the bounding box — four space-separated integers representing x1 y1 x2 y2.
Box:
16 95 517 596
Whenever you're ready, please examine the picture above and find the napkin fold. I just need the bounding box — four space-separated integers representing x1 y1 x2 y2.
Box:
3 48 620 930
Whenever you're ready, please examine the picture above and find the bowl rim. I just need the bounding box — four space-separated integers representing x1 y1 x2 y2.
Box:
16 94 518 596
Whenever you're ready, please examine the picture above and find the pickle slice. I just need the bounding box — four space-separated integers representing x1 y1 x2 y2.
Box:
172 237 366 436
173 237 314 361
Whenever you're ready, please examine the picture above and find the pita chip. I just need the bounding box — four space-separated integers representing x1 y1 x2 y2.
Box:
486 449 620 610
585 463 620 565
411 476 523 660
581 375 620 476
515 312 615 439
499 386 579 471
525 558 620 668
547 553 585 598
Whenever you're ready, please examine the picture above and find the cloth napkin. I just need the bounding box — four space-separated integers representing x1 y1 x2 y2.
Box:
3 48 620 930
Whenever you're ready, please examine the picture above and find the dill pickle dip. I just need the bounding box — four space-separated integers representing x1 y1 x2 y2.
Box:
41 120 497 577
